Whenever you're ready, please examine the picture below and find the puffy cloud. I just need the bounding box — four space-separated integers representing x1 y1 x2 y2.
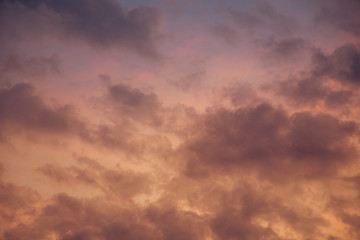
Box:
0 0 163 58
0 83 79 134
2 193 161 240
0 163 40 235
107 83 162 126
0 82 166 153
1 1 360 240
228 1 298 35
274 44 360 107
256 37 307 59
146 206 208 240
315 0 360 37
319 44 360 84
209 24 239 45
169 70 206 92
37 160 152 199
180 103 358 181
0 54 60 86
2 192 210 240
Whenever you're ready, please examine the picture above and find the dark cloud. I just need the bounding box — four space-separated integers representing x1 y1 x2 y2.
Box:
146 206 207 240
0 83 163 153
339 212 360 239
2 193 161 240
0 178 39 222
169 71 205 92
214 82 260 107
181 103 358 181
2 192 208 240
98 74 112 86
38 158 152 199
277 76 330 106
313 44 360 85
325 90 354 108
228 1 298 35
257 37 307 59
315 0 360 37
1 2 360 240
1 0 163 58
0 163 40 235
37 164 75 183
210 24 239 45
211 206 278 240
101 169 151 198
107 83 162 126
0 54 61 86
274 44 360 107
0 83 78 134
228 9 263 30
208 185 328 240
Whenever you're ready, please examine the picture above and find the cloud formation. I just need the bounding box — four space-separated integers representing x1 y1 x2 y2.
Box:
1 0 360 240
1 0 162 58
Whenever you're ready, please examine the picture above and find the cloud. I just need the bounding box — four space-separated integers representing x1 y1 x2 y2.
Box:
274 43 360 107
0 82 161 152
339 212 360 239
2 192 209 240
107 83 162 126
325 90 354 108
310 44 360 85
146 206 208 240
1 1 360 239
277 76 330 106
315 0 360 37
180 103 358 181
209 24 239 45
0 163 40 235
0 54 60 86
0 83 79 135
256 37 307 59
206 184 327 240
1 0 163 58
37 159 152 199
169 71 205 92
228 1 298 35
2 193 160 240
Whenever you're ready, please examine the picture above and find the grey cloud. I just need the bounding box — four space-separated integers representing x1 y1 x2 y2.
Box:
108 83 162 126
2 193 161 240
274 44 360 107
313 44 360 85
37 159 151 199
257 37 307 59
0 163 40 234
181 103 358 181
0 83 77 134
2 193 206 240
1 0 163 58
146 206 207 240
0 54 60 84
228 1 298 35
209 24 239 45
209 185 327 240
0 83 161 154
169 71 205 92
315 0 360 37
339 212 360 239
277 76 330 106
325 90 354 108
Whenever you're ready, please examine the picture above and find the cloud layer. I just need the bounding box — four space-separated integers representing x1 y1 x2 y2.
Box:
1 0 360 240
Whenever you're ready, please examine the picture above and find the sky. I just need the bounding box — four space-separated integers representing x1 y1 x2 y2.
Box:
0 0 360 239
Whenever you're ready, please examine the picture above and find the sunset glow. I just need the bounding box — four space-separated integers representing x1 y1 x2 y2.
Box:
1 0 360 239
